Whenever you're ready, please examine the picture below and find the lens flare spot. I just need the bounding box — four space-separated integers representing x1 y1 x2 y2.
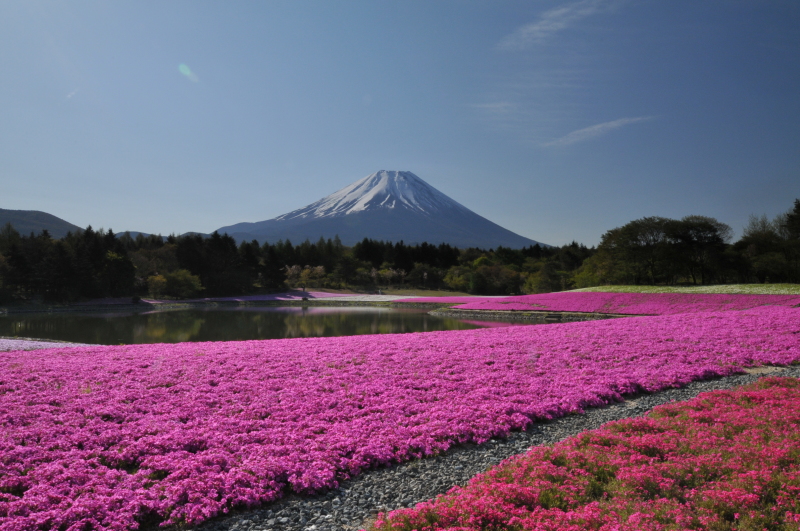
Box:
178 63 198 82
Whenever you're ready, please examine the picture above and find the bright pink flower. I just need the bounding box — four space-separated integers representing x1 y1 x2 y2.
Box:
430 292 800 315
374 377 800 530
0 305 798 529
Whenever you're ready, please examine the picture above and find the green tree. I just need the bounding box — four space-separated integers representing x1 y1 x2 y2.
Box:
595 217 672 285
780 199 800 281
331 255 362 287
782 199 800 239
443 266 470 292
666 216 732 284
0 223 21 255
164 269 203 298
260 244 287 289
147 274 167 298
736 214 787 282
100 251 136 297
522 262 559 294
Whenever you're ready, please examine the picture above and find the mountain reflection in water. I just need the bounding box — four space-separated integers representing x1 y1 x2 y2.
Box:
0 307 514 345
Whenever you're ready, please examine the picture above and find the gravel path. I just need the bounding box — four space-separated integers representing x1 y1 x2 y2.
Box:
190 365 799 531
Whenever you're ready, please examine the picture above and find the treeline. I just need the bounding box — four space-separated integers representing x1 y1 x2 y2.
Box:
577 199 800 286
0 226 591 302
1 198 797 303
0 225 136 303
347 239 592 295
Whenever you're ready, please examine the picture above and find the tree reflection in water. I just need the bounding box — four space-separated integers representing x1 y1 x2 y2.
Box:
0 307 508 345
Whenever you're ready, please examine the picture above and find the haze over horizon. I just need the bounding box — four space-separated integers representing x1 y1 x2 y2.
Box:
2 1 798 246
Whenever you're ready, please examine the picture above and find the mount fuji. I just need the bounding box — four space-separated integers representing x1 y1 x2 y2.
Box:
216 171 544 248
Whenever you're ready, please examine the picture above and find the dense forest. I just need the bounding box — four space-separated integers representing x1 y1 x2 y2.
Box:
579 199 800 286
0 199 797 303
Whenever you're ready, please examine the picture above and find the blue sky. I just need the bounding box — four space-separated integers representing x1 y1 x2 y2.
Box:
1 0 798 246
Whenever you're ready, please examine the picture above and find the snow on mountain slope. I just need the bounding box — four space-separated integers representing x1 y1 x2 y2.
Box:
275 170 472 221
216 171 545 248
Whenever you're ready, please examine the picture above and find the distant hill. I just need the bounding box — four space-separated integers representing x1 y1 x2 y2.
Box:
217 170 545 249
0 208 83 239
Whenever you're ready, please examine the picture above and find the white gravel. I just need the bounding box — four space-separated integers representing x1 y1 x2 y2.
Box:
0 337 91 352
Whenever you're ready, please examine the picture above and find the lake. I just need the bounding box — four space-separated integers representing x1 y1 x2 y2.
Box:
0 306 515 345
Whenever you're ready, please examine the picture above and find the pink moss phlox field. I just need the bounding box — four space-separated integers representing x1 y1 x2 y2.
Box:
1 307 799 529
373 377 800 531
446 292 800 315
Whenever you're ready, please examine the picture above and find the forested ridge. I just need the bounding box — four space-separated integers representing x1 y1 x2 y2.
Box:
0 199 798 303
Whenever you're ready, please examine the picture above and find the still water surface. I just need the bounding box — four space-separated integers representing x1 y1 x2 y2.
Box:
0 306 512 345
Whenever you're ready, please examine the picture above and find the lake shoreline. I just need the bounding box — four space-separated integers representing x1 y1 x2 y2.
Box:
0 298 456 315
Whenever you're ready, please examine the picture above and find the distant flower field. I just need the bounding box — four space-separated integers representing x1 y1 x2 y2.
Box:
437 292 800 315
373 377 800 531
1 306 798 529
574 283 800 295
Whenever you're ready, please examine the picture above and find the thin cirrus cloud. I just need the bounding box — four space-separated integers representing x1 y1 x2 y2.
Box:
498 0 624 50
543 116 654 147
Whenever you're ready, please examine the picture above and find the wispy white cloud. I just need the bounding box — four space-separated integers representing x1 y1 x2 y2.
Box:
65 90 77 100
543 116 653 147
498 0 624 50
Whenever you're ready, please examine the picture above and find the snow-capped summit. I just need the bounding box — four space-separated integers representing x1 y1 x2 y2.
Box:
216 171 544 248
276 170 472 221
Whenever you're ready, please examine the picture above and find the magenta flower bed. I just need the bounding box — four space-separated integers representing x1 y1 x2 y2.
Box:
374 377 800 531
449 292 800 315
1 307 799 529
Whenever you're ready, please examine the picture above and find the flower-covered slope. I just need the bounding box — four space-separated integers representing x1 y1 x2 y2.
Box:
575 283 800 295
413 292 800 315
374 377 800 531
1 307 798 529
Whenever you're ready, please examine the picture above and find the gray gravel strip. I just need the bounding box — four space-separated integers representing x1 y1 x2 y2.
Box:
0 336 92 351
189 365 799 531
